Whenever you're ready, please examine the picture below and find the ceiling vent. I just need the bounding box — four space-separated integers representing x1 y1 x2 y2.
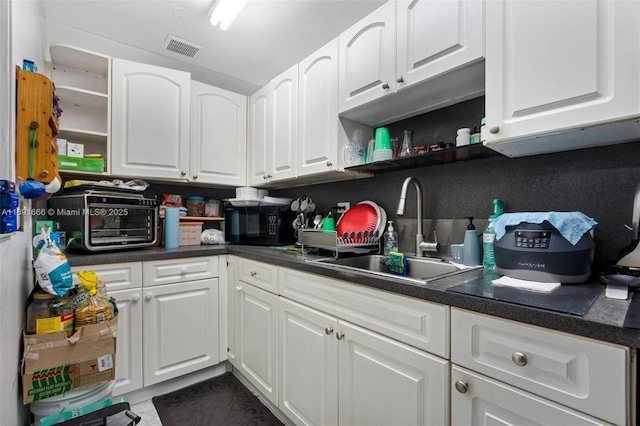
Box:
162 35 202 58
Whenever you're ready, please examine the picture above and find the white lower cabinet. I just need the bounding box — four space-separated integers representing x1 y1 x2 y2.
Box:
71 256 222 395
142 277 219 386
338 320 448 426
227 257 280 406
451 308 632 425
279 295 449 426
451 365 611 425
278 298 339 425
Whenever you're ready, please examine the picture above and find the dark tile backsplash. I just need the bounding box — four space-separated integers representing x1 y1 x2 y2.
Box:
272 98 640 268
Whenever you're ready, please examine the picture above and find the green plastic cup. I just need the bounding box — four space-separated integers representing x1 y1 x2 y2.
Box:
374 127 391 150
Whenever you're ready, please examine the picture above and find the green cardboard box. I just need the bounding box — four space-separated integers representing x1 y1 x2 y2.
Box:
58 155 104 173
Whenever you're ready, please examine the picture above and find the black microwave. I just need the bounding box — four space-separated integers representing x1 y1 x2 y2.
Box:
225 205 296 246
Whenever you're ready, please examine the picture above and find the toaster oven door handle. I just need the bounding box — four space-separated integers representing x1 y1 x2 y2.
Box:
631 181 640 239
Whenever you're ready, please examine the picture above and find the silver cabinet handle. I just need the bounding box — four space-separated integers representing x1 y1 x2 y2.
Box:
382 82 390 89
235 286 242 292
326 161 332 167
180 170 186 176
336 332 345 340
145 293 153 301
250 271 257 277
489 125 500 134
263 174 268 180
396 75 404 83
192 174 198 180
325 327 334 335
511 351 528 366
132 294 141 303
454 380 469 393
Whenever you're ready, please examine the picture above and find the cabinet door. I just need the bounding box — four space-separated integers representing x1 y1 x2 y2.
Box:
396 0 484 90
451 308 630 425
238 282 279 406
143 278 219 386
451 366 610 426
338 321 449 426
226 256 239 368
298 38 340 177
111 58 190 179
108 287 143 396
485 0 640 152
190 80 247 186
279 298 339 426
248 85 270 185
269 65 298 181
339 1 396 112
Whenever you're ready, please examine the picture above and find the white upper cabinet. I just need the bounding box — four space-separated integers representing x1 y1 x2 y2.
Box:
111 58 190 179
248 65 298 185
248 85 270 185
484 0 640 157
339 0 485 126
298 38 340 177
339 1 396 112
190 81 247 186
396 0 484 89
270 65 298 182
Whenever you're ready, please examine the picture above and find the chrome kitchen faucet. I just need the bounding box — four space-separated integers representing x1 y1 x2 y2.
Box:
397 177 440 256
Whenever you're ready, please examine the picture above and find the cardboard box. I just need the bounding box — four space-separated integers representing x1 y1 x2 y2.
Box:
21 316 117 404
67 142 84 158
58 155 105 173
179 222 203 246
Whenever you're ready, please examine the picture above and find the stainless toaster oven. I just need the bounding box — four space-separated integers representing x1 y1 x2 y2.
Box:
47 189 159 251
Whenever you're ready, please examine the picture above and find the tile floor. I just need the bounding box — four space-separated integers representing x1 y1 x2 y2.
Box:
131 399 162 425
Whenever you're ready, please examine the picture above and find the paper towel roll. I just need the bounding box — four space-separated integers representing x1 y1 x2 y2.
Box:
164 208 180 249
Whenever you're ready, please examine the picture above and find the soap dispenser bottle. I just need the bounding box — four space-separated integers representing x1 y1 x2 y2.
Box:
463 216 481 266
483 199 504 272
384 220 399 255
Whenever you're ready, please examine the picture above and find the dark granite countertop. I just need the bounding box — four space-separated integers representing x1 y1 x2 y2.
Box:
66 245 640 349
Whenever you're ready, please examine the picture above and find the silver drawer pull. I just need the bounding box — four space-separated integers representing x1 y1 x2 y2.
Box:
336 332 345 340
250 271 257 277
454 380 468 393
511 351 528 366
325 327 334 335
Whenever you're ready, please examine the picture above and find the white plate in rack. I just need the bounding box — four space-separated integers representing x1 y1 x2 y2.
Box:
357 201 386 237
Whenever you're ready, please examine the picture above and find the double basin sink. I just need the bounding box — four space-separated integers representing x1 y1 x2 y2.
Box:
307 254 479 285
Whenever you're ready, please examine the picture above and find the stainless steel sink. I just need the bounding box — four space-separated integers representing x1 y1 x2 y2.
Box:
307 254 478 285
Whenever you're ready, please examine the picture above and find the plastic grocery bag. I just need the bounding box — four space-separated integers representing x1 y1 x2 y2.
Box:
33 230 72 297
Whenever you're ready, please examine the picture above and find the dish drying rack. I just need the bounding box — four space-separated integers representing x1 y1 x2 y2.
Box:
299 229 381 257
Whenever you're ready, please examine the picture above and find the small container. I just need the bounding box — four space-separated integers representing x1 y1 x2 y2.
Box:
456 128 470 147
27 292 74 337
205 199 221 217
480 117 487 144
470 126 481 144
186 196 205 217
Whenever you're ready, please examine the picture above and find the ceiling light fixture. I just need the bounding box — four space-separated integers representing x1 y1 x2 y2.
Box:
209 0 248 31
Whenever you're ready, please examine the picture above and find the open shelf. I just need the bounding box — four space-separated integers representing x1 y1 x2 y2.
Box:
345 143 500 174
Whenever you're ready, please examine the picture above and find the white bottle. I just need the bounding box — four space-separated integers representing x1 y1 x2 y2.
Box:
384 220 399 255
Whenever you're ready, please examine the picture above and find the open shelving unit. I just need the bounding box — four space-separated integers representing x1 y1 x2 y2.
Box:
345 143 500 174
50 44 111 175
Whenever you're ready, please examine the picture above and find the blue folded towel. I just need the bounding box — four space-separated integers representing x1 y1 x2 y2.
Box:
492 212 597 245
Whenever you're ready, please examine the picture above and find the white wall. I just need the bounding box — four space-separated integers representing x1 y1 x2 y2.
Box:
2 0 44 423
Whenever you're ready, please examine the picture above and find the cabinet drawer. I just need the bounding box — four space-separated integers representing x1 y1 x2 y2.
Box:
71 262 142 291
279 268 449 358
143 256 219 287
451 308 631 426
238 258 278 294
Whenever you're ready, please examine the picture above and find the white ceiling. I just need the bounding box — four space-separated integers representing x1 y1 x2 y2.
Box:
41 0 387 95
